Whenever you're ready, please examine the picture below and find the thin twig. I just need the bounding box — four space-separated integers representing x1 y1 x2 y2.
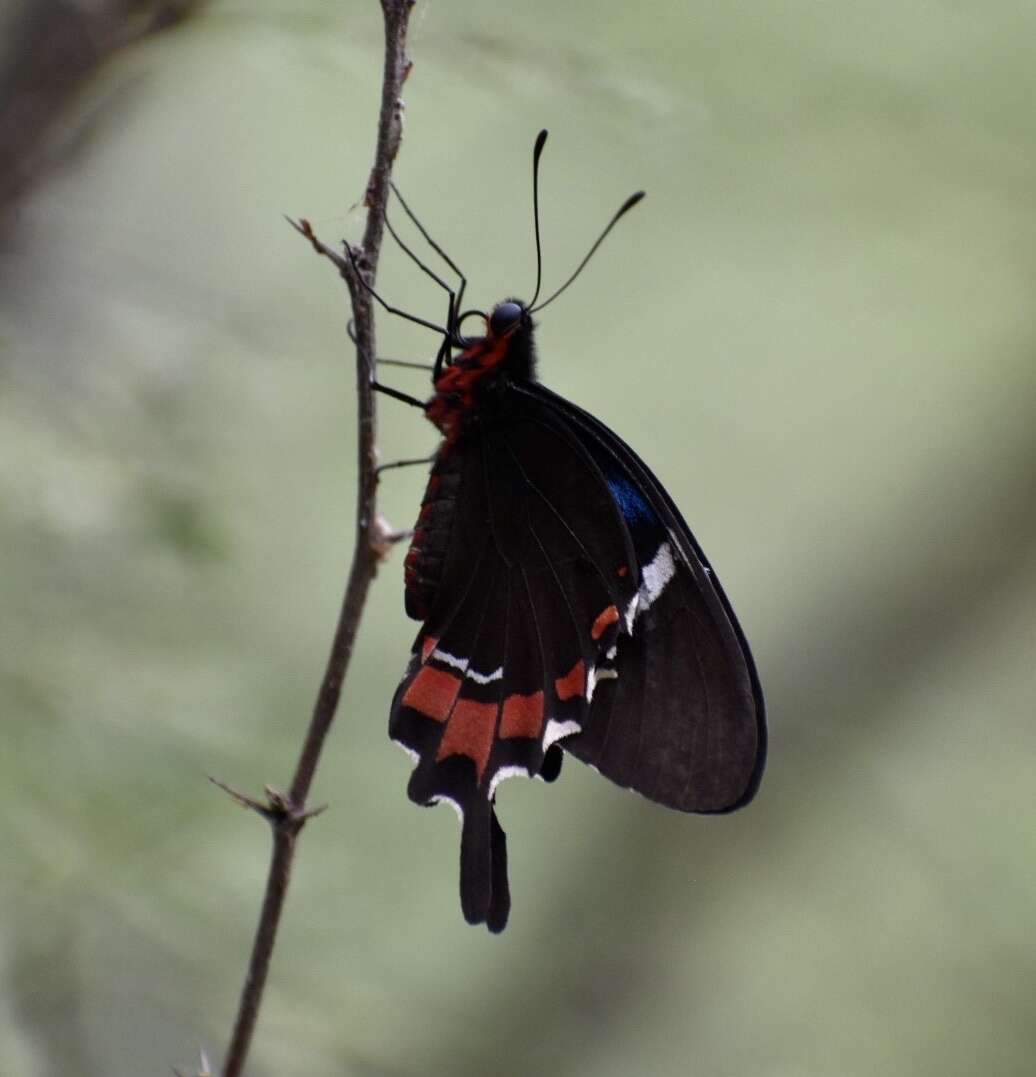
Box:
217 4 416 1075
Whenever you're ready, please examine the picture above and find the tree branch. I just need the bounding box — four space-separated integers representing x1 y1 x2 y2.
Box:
216 4 416 1075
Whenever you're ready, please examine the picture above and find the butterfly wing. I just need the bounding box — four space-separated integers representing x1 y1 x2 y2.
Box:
390 381 765 930
390 407 640 931
511 382 766 813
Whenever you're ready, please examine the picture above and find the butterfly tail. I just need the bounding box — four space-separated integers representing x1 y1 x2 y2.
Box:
460 801 510 933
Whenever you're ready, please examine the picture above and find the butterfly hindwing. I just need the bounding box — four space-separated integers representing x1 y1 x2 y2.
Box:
390 405 640 929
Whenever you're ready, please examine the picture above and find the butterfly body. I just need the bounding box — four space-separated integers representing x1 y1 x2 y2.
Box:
390 300 765 933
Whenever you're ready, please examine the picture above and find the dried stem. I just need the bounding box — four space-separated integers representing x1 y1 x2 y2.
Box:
217 3 416 1075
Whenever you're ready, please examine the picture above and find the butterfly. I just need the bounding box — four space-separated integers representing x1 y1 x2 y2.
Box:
372 132 766 932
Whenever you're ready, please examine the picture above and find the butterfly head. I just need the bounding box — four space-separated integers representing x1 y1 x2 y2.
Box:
485 298 536 382
487 300 532 340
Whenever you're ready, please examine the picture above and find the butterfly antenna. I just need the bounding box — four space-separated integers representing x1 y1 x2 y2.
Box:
530 189 645 314
527 129 549 310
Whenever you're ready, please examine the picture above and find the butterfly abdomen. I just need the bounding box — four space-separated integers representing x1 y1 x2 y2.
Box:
403 450 464 621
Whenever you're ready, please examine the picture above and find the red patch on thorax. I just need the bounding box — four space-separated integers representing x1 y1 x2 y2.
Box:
425 333 510 443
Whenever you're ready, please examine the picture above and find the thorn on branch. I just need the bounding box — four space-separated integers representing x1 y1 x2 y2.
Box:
209 777 326 830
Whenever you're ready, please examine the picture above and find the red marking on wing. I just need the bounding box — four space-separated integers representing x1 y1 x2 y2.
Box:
590 605 620 641
617 565 629 578
500 691 545 740
554 660 586 702
420 635 438 663
437 698 498 780
401 666 461 722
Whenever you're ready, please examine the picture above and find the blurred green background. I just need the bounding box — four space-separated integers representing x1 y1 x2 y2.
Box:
2 1 1034 1074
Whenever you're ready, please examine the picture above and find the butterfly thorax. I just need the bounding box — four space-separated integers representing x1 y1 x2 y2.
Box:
424 304 537 443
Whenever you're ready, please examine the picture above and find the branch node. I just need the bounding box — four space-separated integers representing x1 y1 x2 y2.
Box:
371 512 410 560
210 777 320 832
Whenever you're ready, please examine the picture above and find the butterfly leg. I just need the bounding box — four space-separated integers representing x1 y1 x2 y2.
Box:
348 319 435 373
384 191 468 379
378 358 434 372
376 454 435 476
372 381 425 409
388 183 468 330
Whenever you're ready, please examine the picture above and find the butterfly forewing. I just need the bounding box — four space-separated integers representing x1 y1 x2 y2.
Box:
514 382 766 812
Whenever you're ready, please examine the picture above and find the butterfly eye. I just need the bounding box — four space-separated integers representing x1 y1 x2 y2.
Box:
489 301 525 337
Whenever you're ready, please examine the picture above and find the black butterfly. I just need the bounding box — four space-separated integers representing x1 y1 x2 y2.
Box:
371 132 765 932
